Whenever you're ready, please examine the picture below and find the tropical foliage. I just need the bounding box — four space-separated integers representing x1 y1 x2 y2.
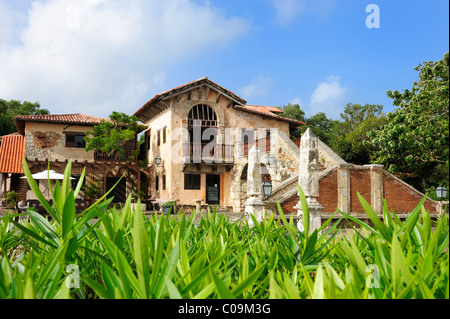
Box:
0 99 50 136
368 52 449 194
0 159 448 299
84 111 142 161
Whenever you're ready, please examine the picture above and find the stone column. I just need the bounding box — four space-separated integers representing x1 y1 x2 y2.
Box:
244 145 265 226
294 128 324 233
337 165 351 213
366 164 384 215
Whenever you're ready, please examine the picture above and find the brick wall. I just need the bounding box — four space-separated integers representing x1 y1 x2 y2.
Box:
277 166 439 216
382 172 436 213
350 169 372 213
280 195 297 214
318 170 338 213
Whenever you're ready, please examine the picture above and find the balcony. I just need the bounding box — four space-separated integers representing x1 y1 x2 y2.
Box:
243 136 271 156
182 143 234 163
94 150 137 163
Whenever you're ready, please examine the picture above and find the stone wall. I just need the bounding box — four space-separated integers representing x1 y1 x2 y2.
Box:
25 122 93 162
279 164 439 216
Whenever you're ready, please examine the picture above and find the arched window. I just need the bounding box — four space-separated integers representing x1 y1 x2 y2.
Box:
188 104 217 127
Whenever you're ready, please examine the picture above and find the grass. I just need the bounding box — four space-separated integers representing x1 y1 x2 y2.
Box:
0 158 448 299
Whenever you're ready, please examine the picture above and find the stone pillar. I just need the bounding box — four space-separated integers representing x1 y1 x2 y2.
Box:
366 164 384 215
294 128 324 233
337 165 351 213
244 145 264 226
193 199 203 212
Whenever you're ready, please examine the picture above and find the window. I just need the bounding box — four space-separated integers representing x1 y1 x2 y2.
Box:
162 175 166 190
242 129 254 143
188 104 217 127
146 130 151 150
155 175 159 191
163 127 167 144
184 174 201 190
157 129 161 146
65 132 86 148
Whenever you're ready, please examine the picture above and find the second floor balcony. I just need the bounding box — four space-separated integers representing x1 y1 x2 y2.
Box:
182 142 234 163
94 150 137 163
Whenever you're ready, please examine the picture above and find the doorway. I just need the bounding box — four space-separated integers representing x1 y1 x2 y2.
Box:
206 174 220 205
106 177 127 203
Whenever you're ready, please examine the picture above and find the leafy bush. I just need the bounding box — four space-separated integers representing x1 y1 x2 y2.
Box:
0 158 448 299
5 191 19 208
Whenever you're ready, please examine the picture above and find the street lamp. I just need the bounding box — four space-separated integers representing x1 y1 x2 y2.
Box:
261 181 272 197
265 154 276 166
155 156 162 166
435 186 448 200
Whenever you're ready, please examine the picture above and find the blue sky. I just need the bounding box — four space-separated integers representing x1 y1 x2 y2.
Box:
0 0 448 120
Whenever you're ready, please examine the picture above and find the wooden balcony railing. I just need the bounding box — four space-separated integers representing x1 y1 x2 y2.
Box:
94 151 136 162
182 143 234 162
292 137 301 148
243 136 271 156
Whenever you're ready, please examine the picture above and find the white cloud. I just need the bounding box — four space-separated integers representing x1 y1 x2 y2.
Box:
270 0 337 25
238 74 274 101
288 96 303 106
308 75 347 119
0 0 250 116
271 0 306 25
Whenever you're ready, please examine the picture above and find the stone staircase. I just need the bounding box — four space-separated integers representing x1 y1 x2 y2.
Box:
264 132 346 211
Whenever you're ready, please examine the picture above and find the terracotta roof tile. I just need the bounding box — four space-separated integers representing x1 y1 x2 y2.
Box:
245 105 284 113
235 105 305 127
13 113 109 135
0 134 25 173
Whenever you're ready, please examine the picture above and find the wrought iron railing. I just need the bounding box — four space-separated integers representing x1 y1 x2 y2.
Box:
94 151 136 162
182 143 234 162
243 136 271 156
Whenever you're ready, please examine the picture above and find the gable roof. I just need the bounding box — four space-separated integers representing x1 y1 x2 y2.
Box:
134 77 247 123
134 77 305 128
0 134 25 174
235 105 305 127
14 113 109 135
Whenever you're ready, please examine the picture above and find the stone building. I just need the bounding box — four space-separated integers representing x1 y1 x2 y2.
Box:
1 114 141 204
133 77 305 213
134 77 442 217
1 77 443 220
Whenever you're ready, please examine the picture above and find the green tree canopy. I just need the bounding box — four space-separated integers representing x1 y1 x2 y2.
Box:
84 111 142 161
368 52 449 192
281 103 306 122
0 99 50 135
331 103 385 164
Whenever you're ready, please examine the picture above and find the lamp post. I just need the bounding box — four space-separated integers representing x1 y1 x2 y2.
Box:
265 154 277 172
435 186 448 200
261 181 272 197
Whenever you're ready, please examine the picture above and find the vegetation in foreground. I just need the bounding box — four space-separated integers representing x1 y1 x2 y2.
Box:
0 159 448 299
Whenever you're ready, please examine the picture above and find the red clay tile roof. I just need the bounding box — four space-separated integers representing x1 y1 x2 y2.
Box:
14 113 109 135
235 105 305 127
245 105 284 113
0 134 25 173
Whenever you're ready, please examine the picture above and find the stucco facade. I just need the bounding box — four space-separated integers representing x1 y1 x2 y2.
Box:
135 77 304 212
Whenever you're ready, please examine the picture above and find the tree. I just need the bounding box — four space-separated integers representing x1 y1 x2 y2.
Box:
368 52 449 192
281 103 306 122
304 112 338 146
334 115 385 164
84 111 142 161
330 103 385 164
339 103 384 135
0 99 50 135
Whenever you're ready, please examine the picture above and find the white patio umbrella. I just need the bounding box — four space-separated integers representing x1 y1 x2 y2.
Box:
21 170 74 199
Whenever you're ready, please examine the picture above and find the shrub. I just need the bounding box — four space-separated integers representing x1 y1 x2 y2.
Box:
0 158 448 299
